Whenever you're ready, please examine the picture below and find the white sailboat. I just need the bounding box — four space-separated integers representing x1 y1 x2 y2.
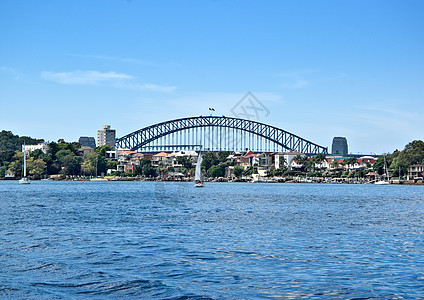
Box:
374 155 390 185
19 143 30 184
91 156 108 181
194 151 204 187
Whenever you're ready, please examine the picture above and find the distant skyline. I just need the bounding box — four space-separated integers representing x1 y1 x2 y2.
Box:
1 0 423 154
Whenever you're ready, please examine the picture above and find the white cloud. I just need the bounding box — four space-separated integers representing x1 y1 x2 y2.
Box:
41 70 176 92
277 69 319 89
66 53 159 67
41 70 133 85
0 66 20 80
119 82 176 92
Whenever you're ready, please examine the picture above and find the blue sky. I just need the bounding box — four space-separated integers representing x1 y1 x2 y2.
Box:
1 0 423 154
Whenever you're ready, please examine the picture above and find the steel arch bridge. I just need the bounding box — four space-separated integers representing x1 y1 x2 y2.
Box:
115 116 328 155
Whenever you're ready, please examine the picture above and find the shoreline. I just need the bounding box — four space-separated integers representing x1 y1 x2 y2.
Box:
2 177 424 185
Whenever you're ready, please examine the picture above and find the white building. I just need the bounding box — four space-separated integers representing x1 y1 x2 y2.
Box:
97 125 116 148
23 143 49 154
408 165 424 180
274 151 305 170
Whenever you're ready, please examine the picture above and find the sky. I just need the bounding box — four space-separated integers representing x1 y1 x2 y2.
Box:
1 0 423 155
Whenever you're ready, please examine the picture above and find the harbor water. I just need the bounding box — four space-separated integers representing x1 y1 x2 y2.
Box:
1 181 424 299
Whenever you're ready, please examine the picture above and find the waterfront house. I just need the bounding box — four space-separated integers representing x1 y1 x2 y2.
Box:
274 151 305 170
407 165 424 180
226 151 244 166
240 150 256 168
366 171 379 182
253 152 274 176
116 151 154 173
4 169 15 179
227 150 257 168
151 152 172 168
169 150 198 170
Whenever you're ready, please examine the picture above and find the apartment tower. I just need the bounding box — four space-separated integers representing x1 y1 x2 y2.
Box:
97 125 116 148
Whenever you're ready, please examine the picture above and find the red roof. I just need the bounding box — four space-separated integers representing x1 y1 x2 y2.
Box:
243 150 256 158
119 150 137 156
153 152 170 157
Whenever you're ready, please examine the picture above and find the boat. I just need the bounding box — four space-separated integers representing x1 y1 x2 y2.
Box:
19 143 30 184
251 174 266 183
90 156 108 181
374 180 390 185
90 176 108 182
194 150 204 187
374 155 390 185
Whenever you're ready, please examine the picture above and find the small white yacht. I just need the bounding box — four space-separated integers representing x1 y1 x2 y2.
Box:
374 155 390 185
19 143 30 184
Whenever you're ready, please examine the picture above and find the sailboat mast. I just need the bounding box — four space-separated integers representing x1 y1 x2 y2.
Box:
23 143 26 177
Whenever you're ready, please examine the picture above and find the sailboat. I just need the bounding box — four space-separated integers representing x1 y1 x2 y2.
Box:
19 143 30 184
194 151 204 187
374 155 390 185
91 156 108 181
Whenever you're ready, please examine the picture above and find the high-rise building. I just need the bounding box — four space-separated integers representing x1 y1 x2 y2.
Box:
79 136 96 148
97 125 116 148
332 137 348 156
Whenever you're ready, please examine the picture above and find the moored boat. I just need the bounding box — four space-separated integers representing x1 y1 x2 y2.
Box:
19 143 30 184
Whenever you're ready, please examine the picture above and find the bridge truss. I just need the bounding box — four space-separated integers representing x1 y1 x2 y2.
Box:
115 116 328 155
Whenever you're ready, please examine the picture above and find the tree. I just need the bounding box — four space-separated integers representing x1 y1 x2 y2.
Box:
47 141 59 161
201 152 219 171
176 156 193 169
0 130 43 151
313 153 326 169
0 165 6 177
81 152 96 176
60 155 82 175
217 151 230 163
294 154 308 172
315 153 326 163
233 166 244 177
7 159 22 177
56 149 74 161
346 157 358 169
96 145 113 157
331 160 339 169
0 150 15 165
7 151 23 177
398 140 424 169
208 165 225 178
278 156 287 169
28 158 47 178
143 164 156 177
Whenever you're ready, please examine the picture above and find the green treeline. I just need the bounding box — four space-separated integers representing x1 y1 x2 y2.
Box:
0 130 44 151
1 130 424 179
373 140 424 176
0 131 116 178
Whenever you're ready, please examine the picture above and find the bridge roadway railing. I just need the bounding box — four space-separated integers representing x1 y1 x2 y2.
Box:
115 116 328 155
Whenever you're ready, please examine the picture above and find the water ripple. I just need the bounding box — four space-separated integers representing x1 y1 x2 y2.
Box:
1 181 424 298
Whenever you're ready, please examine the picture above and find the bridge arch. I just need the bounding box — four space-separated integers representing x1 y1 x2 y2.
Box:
115 116 328 155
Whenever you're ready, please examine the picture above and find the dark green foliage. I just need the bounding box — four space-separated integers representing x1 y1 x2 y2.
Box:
142 164 157 177
0 130 44 151
233 166 244 177
217 151 230 163
0 150 15 166
176 156 193 169
208 164 225 178
96 145 113 157
201 152 220 171
59 155 82 175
